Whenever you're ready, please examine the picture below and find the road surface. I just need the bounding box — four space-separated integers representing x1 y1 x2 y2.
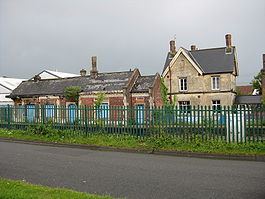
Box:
0 141 265 199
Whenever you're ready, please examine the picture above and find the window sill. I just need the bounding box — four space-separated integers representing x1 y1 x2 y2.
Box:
179 90 188 93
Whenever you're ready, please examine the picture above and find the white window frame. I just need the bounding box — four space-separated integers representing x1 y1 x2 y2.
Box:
212 100 221 110
211 76 220 90
179 101 191 114
179 77 187 91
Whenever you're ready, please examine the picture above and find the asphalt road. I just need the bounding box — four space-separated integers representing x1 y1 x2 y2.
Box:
0 141 265 199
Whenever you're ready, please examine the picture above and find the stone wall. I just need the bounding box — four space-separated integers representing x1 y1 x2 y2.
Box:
163 53 236 106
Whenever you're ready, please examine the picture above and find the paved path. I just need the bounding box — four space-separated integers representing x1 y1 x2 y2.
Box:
0 141 265 199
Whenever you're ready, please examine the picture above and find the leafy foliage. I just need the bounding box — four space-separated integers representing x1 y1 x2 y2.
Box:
64 86 81 104
160 77 177 107
94 93 106 108
1 128 265 155
160 77 170 106
251 71 263 94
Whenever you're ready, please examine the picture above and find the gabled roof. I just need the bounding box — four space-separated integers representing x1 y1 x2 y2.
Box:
131 75 157 93
163 52 174 73
189 47 237 74
45 70 79 78
162 47 203 76
162 46 238 76
0 77 26 91
32 70 79 80
10 71 134 98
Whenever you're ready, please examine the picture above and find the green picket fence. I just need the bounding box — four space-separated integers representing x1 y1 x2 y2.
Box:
0 105 264 143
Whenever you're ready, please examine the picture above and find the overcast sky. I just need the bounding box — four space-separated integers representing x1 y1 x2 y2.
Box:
0 0 265 84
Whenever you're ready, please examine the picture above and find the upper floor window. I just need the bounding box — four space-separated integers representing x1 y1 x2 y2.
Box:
212 76 220 90
179 77 187 91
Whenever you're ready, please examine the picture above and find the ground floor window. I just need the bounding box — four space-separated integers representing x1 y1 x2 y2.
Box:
179 101 191 113
26 104 36 122
212 100 221 111
97 103 109 119
45 104 55 119
68 104 77 123
135 104 144 124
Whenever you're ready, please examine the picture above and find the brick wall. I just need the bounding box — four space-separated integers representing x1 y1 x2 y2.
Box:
109 97 124 106
152 75 163 107
124 69 141 106
80 97 94 106
131 96 150 107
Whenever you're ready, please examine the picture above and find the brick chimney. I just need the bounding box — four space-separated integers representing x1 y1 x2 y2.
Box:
225 34 232 53
80 69 87 76
90 56 98 78
261 54 265 99
33 75 41 82
191 45 196 51
169 40 176 54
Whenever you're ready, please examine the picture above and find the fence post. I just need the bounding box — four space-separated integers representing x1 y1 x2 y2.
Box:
41 105 45 124
7 104 11 129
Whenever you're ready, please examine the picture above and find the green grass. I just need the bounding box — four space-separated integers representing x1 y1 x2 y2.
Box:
0 127 265 156
0 178 114 199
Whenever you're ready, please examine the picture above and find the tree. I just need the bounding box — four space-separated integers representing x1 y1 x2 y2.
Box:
160 77 176 107
94 92 106 108
160 77 170 106
251 72 263 94
64 86 81 104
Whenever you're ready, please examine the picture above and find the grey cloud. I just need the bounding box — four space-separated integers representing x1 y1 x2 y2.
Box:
0 0 265 85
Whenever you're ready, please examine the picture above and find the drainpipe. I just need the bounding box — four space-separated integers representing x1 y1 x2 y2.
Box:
169 68 172 104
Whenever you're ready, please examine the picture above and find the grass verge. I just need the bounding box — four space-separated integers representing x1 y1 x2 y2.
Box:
0 178 114 199
0 127 265 155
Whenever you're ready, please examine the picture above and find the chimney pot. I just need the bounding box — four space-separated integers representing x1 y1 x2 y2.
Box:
191 45 196 51
90 56 98 78
225 34 232 48
33 75 41 82
169 40 176 54
80 69 87 76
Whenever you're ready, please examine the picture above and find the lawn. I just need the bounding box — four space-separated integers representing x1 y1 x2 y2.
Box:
0 127 265 155
0 178 114 199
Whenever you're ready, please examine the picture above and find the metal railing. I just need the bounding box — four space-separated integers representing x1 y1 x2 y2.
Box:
0 104 264 143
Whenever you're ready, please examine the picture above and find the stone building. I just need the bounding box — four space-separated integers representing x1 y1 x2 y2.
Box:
162 34 238 109
9 56 162 109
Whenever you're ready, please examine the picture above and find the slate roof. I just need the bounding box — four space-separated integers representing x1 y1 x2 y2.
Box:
235 95 262 104
163 52 174 73
131 75 157 93
163 47 237 75
9 71 133 98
